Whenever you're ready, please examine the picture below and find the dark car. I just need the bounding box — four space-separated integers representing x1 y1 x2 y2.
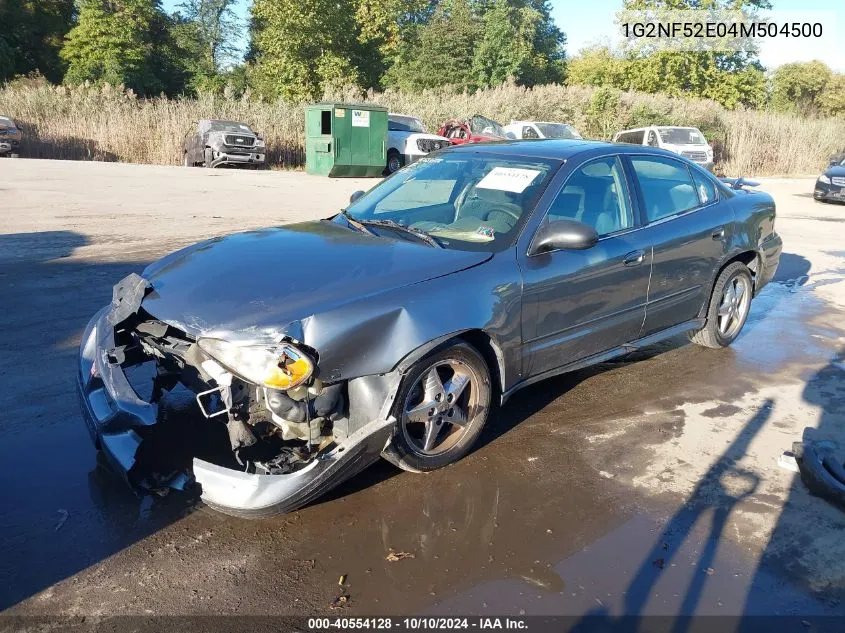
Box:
0 116 22 157
182 119 265 169
814 157 845 203
78 140 782 517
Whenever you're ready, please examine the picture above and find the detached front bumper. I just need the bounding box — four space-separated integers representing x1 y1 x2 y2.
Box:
77 308 394 517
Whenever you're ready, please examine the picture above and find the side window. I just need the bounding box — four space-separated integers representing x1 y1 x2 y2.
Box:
544 156 634 236
523 126 539 139
647 130 659 147
631 130 645 145
692 170 717 205
630 156 700 223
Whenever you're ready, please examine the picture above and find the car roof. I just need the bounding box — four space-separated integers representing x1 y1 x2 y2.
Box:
444 139 609 160
442 138 700 163
389 113 421 119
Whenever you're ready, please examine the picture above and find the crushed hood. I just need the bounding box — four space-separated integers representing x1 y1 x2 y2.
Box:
140 220 491 339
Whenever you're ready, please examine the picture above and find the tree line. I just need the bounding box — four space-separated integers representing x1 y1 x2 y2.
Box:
1 0 843 117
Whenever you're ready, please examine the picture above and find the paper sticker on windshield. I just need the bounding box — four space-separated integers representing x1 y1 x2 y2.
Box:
476 225 495 239
477 167 540 193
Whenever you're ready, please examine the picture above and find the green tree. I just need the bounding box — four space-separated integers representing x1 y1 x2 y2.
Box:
566 46 629 88
818 74 845 118
472 0 565 88
251 0 369 100
613 0 770 108
61 0 189 95
383 0 483 92
0 0 75 83
771 60 833 115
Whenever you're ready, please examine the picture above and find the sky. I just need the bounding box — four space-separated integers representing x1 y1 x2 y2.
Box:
162 0 843 72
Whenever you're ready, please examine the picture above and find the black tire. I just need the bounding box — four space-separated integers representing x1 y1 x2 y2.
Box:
386 149 404 174
690 261 753 349
383 342 492 473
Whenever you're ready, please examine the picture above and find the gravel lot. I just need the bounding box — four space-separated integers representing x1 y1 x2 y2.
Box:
1 159 844 618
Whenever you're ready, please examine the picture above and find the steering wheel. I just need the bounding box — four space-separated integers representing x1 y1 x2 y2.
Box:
485 204 522 222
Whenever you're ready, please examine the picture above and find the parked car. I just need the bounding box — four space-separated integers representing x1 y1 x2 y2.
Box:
504 120 582 140
183 119 265 169
0 116 22 157
78 140 781 517
614 126 714 172
386 113 450 174
438 114 510 145
814 157 845 203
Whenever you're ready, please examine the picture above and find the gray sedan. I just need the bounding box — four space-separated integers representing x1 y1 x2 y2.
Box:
78 140 782 517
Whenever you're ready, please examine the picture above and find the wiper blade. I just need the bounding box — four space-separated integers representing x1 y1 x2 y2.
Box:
358 219 443 248
337 209 375 235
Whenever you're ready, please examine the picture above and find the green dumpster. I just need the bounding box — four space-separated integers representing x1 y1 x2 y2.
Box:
305 103 388 177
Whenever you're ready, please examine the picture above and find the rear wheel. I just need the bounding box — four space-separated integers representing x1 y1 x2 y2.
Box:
384 342 491 472
690 261 753 349
386 149 404 174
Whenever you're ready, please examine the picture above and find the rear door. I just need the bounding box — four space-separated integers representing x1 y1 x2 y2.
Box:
518 155 653 378
626 155 730 336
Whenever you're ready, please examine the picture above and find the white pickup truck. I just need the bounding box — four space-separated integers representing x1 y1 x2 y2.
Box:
387 114 450 174
503 120 582 140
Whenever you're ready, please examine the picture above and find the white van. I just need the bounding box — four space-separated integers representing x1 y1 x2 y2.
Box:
504 120 582 140
613 126 714 171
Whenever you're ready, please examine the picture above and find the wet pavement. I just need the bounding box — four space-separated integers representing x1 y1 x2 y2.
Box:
1 161 844 618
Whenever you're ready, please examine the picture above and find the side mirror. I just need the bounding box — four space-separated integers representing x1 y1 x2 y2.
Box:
530 220 598 255
349 190 365 204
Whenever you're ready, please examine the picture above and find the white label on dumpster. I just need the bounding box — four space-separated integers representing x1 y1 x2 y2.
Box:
476 167 541 193
352 110 370 127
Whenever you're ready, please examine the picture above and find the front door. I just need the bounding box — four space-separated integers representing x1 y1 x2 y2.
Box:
519 155 652 379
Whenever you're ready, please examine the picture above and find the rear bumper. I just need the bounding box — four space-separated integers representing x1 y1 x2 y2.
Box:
77 308 393 516
757 231 783 294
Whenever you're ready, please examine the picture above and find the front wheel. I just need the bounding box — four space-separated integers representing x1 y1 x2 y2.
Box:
690 261 753 349
384 342 492 472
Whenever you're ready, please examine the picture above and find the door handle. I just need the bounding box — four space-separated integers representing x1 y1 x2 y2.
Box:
712 227 725 240
623 250 645 266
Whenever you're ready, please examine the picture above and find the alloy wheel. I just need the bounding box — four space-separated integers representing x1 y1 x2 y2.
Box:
717 274 752 339
401 359 481 456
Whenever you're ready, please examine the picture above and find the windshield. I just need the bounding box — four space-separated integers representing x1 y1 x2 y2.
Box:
536 123 581 139
208 121 254 134
344 153 559 252
469 115 506 138
389 116 425 133
657 127 706 146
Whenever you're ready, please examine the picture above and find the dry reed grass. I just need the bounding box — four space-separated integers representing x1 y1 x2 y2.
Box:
1 79 842 175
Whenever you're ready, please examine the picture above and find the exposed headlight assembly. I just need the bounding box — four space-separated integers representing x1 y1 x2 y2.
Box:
198 338 314 390
818 174 831 184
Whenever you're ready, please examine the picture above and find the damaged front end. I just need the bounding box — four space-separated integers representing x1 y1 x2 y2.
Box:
77 274 397 517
